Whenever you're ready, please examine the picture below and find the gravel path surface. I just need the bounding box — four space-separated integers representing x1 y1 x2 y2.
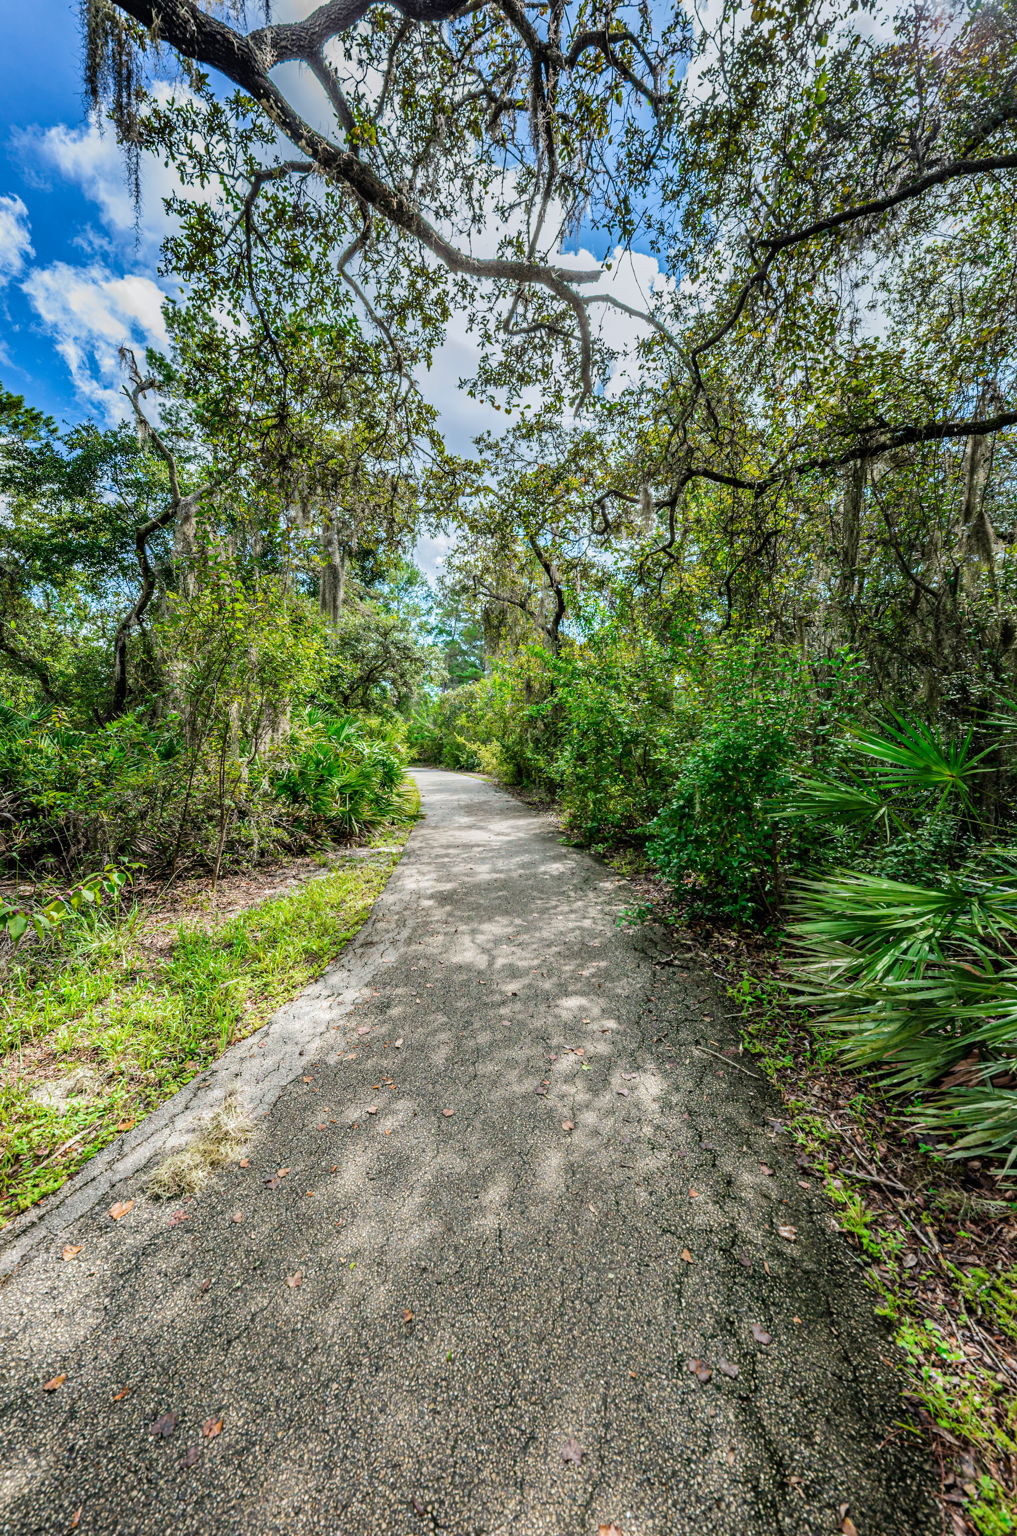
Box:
0 769 936 1536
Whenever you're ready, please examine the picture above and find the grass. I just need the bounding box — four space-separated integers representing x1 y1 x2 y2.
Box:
730 964 1017 1536
0 790 419 1227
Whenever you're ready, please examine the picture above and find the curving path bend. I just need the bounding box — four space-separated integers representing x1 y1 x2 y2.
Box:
0 769 936 1536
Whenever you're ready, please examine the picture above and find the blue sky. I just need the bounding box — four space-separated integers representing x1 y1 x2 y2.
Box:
0 1 663 465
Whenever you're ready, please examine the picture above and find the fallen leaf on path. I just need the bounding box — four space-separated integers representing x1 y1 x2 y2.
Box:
402 1309 414 1323
841 1520 858 1536
561 1121 574 1132
738 1252 752 1268
112 1387 130 1401
198 1279 211 1292
180 1445 202 1468
108 1199 134 1221
69 1509 82 1529
42 1375 66 1392
202 1417 224 1439
305 1190 316 1197
116 1119 136 1131
689 1187 700 1198
285 1271 303 1288
598 1526 624 1536
61 1245 83 1261
686 1358 712 1383
264 1167 292 1189
621 1072 637 1080
559 1436 584 1464
394 1039 404 1048
680 1249 694 1263
367 1107 378 1115
149 1411 177 1436
167 1210 191 1228
356 1026 371 1036
232 1211 244 1223
717 1359 740 1378
441 1108 454 1117
302 1075 314 1083
616 1088 629 1097
759 1163 774 1176
239 1158 250 1167
750 1323 772 1345
777 1225 797 1241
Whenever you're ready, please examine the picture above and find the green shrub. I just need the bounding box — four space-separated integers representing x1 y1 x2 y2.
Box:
788 715 1017 1168
273 708 406 834
646 719 794 922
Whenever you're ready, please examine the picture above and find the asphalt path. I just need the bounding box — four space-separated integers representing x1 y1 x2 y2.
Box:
0 768 936 1535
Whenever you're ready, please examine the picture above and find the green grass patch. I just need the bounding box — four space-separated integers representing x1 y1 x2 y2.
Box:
0 791 419 1226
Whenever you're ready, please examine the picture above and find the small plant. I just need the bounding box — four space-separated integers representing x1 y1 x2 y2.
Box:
1 866 127 945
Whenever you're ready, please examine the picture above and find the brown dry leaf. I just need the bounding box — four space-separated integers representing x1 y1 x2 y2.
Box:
61 1245 83 1261
751 1323 772 1345
776 1224 797 1241
108 1199 134 1221
616 1087 629 1097
68 1510 82 1530
202 1417 224 1439
167 1209 191 1228
561 1121 574 1132
717 1359 740 1379
598 1526 624 1536
232 1211 244 1223
402 1308 414 1323
680 1249 694 1264
149 1410 177 1437
302 1075 314 1083
356 1026 371 1036
689 1187 700 1198
841 1520 859 1536
305 1190 316 1197
759 1163 774 1176
686 1358 712 1384
366 1106 379 1115
285 1271 303 1289
239 1158 251 1168
42 1374 66 1392
116 1118 136 1131
441 1108 454 1117
559 1435 584 1464
112 1387 130 1402
180 1445 202 1468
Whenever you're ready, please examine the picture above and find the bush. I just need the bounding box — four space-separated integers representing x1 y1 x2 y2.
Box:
273 708 407 835
788 715 1017 1168
646 718 795 922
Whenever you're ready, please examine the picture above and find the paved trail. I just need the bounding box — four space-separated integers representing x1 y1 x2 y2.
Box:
0 770 936 1536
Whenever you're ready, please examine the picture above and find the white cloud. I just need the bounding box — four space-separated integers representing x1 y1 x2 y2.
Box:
0 194 33 285
19 85 210 259
21 262 170 417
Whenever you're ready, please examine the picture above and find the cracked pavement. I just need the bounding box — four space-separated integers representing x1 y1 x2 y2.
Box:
0 768 937 1535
